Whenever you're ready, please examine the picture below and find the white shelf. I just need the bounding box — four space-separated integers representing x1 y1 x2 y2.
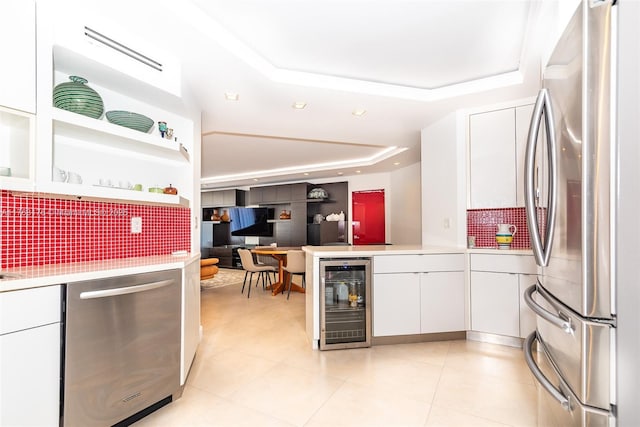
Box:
52 108 189 163
32 182 189 207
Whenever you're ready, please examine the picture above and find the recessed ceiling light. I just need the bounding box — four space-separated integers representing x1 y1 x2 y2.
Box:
292 101 307 109
337 172 344 176
224 92 239 101
393 162 400 166
303 172 309 176
355 170 361 173
352 109 367 116
253 178 259 181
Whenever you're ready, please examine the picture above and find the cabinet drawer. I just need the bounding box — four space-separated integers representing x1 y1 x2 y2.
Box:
374 254 464 273
470 253 537 274
0 285 61 335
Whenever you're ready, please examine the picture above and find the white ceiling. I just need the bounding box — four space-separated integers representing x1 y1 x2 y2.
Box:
83 0 546 189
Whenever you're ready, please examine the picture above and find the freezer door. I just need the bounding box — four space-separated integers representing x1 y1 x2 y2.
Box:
524 333 613 426
531 1 614 319
525 282 613 411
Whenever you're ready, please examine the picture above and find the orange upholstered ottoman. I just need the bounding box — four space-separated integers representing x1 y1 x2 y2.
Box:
200 258 219 280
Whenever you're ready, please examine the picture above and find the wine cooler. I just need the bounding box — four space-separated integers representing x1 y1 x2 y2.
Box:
319 258 371 350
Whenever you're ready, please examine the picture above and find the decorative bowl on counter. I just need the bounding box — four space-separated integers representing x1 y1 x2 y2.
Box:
307 187 328 199
53 75 104 119
106 110 154 133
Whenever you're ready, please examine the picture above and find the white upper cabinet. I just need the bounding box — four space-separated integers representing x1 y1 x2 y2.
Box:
468 101 535 209
0 0 36 114
469 108 517 208
515 104 535 206
32 1 195 206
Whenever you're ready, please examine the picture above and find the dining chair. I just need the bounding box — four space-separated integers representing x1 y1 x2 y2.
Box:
282 250 306 300
254 246 278 281
238 249 276 298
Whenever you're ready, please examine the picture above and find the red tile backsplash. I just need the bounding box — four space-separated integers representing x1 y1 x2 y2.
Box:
0 190 190 268
467 207 546 249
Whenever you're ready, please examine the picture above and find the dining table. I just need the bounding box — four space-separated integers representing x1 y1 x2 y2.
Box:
251 246 305 296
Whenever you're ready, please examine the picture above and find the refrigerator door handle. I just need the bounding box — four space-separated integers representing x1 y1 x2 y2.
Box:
524 332 571 410
524 284 574 334
525 88 558 267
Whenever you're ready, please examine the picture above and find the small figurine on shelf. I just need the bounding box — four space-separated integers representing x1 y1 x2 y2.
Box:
158 121 168 138
220 209 230 222
211 209 221 221
166 128 174 140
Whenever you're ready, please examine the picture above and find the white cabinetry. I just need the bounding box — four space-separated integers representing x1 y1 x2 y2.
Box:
33 3 195 206
373 254 465 337
469 253 537 340
0 0 36 190
420 271 465 333
373 272 421 336
0 286 61 426
0 0 36 114
181 258 201 385
468 102 534 208
470 271 520 337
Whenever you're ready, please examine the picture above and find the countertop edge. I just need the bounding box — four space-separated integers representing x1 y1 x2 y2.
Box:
0 253 201 293
303 245 532 257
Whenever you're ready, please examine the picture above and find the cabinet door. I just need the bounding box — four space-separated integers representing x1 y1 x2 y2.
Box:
249 187 263 204
470 271 519 337
0 0 35 113
181 259 200 385
518 274 537 338
469 109 517 208
201 192 214 207
0 324 60 426
420 271 465 333
373 273 421 336
515 104 535 206
263 186 277 203
222 189 236 206
276 184 292 202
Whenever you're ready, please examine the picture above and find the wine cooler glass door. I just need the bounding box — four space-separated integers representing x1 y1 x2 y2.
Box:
320 258 371 350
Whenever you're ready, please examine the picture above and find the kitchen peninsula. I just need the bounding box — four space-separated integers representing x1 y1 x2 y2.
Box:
303 245 536 350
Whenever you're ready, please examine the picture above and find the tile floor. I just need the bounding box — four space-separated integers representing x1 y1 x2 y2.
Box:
134 278 538 427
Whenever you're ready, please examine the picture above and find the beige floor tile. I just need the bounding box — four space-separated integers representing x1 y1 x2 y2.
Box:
133 275 539 426
432 366 537 426
227 364 345 426
305 380 430 427
425 405 511 426
187 349 280 398
134 385 293 427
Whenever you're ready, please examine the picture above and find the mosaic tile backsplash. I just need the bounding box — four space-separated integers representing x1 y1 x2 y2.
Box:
0 190 190 268
467 207 545 249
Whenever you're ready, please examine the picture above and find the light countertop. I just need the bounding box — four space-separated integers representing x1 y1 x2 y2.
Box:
303 245 533 257
0 253 200 293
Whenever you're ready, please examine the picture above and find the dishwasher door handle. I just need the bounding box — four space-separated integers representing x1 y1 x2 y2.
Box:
80 279 175 299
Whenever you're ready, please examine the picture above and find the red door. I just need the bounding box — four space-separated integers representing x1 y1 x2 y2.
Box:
352 190 385 245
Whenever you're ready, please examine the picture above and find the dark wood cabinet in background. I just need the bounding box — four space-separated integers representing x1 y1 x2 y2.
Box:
201 189 246 207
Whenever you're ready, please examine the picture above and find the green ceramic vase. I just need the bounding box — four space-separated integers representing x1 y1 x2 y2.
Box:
53 75 104 119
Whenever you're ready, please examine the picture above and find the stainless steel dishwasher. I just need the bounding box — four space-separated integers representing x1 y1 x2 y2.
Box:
63 269 181 427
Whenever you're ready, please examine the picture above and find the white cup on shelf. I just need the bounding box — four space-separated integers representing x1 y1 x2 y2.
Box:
52 167 67 182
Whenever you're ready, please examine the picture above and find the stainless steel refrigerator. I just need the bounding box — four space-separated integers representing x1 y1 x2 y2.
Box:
522 1 639 425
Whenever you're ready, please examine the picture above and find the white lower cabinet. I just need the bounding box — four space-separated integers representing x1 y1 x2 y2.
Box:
181 258 201 385
0 286 61 426
469 253 538 340
373 273 421 336
518 274 537 338
420 271 465 333
372 254 465 337
470 271 520 337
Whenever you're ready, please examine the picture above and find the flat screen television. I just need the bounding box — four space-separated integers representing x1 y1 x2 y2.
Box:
229 207 274 237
